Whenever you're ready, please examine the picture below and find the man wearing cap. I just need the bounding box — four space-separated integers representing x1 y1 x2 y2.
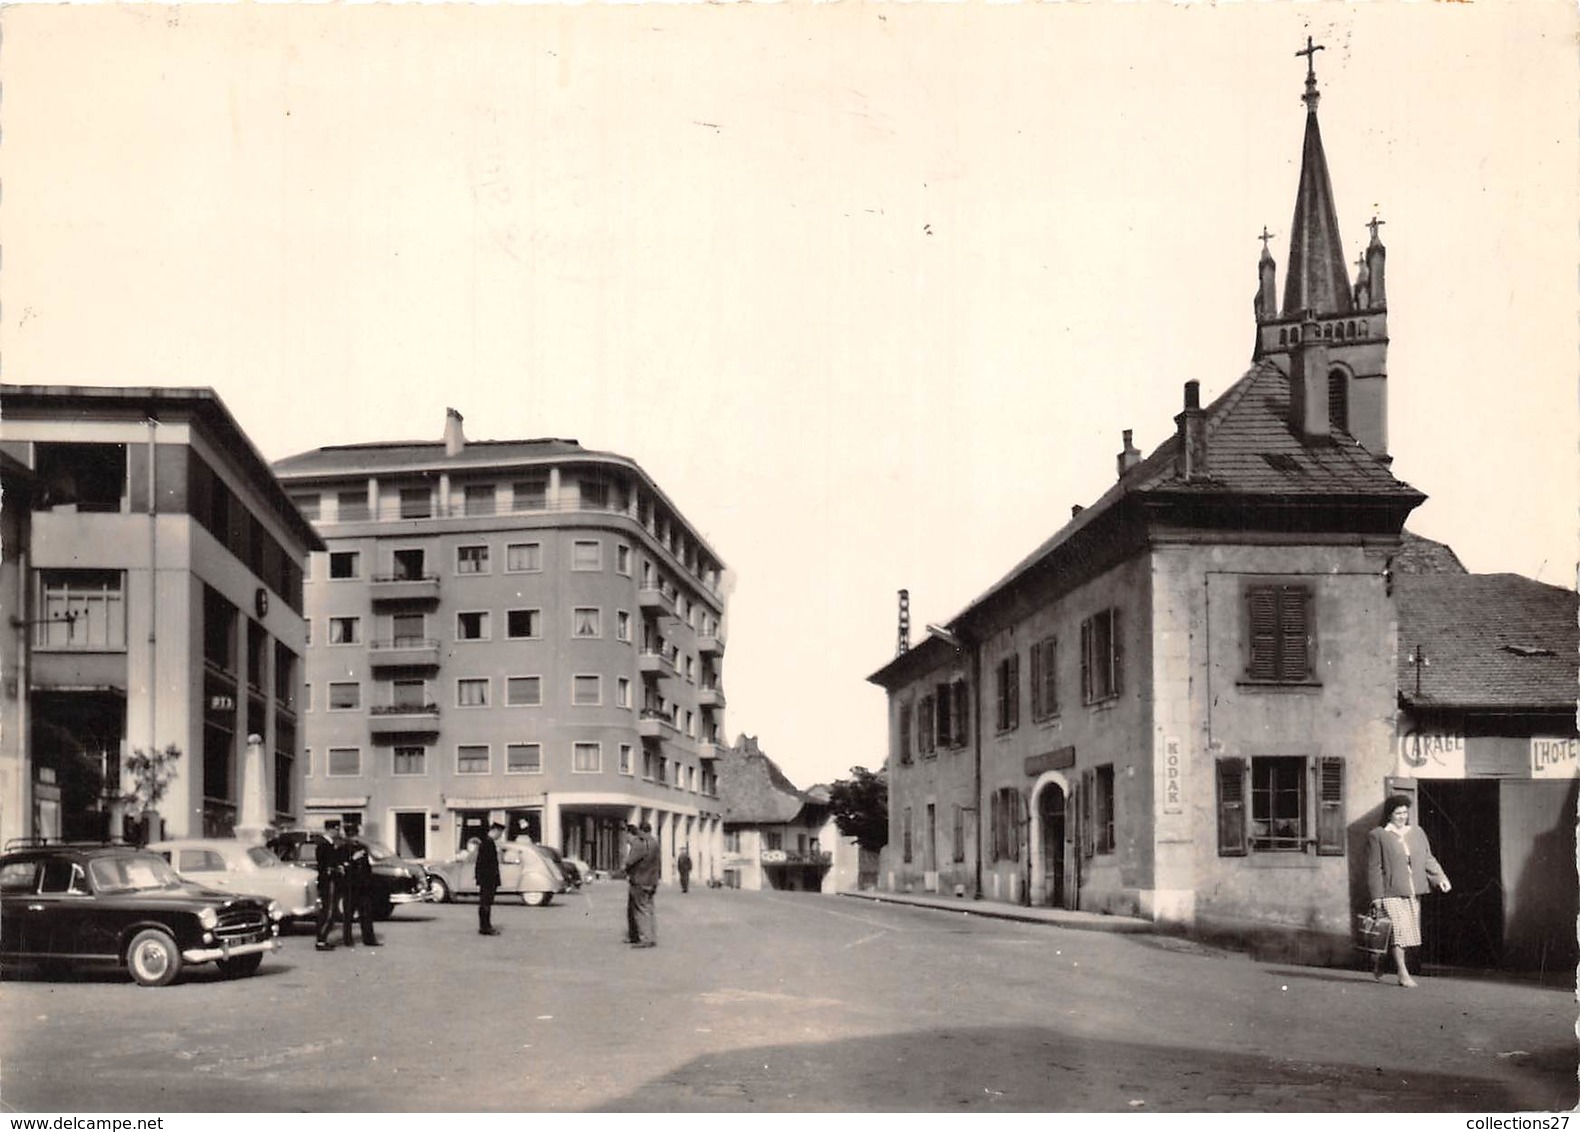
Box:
341 820 381 947
314 822 347 952
476 820 504 936
624 821 661 947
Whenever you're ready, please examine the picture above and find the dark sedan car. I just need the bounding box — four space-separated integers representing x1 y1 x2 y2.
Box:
266 831 429 919
0 843 282 986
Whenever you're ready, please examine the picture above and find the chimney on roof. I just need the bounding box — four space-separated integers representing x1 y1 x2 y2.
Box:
443 408 466 457
1174 381 1209 482
896 589 911 657
1288 314 1331 442
1071 504 1084 518
1116 429 1141 479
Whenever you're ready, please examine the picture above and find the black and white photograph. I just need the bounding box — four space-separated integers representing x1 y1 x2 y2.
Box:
0 0 1575 1116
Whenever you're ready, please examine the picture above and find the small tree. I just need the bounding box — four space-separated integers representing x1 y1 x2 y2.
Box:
828 765 888 853
121 744 182 845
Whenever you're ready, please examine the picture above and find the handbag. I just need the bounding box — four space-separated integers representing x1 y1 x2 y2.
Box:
1355 909 1393 954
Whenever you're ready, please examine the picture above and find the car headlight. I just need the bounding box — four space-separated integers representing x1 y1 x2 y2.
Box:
268 900 285 921
388 866 410 878
198 907 219 930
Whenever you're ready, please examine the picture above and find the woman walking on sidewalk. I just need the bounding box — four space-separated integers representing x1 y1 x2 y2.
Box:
1366 795 1452 988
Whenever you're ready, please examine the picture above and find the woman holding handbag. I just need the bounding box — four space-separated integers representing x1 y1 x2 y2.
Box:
1365 794 1452 987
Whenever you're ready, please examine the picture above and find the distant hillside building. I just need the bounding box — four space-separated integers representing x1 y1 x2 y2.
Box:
716 735 858 893
0 385 321 843
272 411 728 882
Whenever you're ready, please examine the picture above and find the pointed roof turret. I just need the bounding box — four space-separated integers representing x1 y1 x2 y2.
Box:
1281 37 1353 319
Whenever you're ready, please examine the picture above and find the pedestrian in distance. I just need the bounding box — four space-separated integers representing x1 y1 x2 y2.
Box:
341 821 381 947
314 821 347 952
476 821 504 936
1365 794 1451 988
676 845 693 894
624 821 661 947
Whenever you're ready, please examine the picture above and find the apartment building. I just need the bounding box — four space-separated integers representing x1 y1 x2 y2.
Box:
272 410 728 880
0 385 321 843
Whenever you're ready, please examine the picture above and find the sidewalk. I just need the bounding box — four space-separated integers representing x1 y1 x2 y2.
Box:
838 888 1154 934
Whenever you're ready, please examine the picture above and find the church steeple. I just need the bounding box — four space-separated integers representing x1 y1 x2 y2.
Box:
1250 37 1392 462
1281 37 1352 319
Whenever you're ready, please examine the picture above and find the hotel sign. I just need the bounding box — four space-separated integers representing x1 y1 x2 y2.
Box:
1025 746 1076 777
1531 738 1580 779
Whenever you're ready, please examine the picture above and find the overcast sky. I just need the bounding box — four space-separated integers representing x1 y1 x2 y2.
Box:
4 2 1575 790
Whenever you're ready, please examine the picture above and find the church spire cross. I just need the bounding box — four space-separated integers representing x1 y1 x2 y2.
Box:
1367 214 1386 244
1259 226 1274 252
1297 35 1325 110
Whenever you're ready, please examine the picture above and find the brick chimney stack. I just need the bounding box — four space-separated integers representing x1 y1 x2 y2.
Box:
1116 429 1141 479
1174 381 1209 481
443 407 466 457
896 589 911 657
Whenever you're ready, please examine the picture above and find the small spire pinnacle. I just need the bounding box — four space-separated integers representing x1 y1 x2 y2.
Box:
1366 214 1386 246
1259 226 1275 261
1297 36 1325 111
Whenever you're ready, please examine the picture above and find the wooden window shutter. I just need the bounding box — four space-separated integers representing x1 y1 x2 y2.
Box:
1316 756 1345 856
1080 619 1092 703
1012 790 1024 862
1247 587 1278 681
1216 758 1248 856
951 681 968 747
1008 654 1020 729
1280 586 1311 680
1081 768 1095 858
1109 609 1122 697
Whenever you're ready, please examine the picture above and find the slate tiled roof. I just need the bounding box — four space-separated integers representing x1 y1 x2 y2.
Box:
716 736 811 825
272 437 598 478
957 361 1422 622
1393 530 1469 575
1396 574 1578 710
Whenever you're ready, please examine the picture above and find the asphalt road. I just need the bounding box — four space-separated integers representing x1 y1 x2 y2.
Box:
1 885 1573 1112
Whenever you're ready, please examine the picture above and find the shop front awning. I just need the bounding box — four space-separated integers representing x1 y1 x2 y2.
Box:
306 796 371 809
442 793 547 811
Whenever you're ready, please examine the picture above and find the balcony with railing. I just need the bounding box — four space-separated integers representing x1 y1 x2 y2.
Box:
369 573 441 605
638 708 679 740
638 584 676 617
697 739 724 761
697 682 726 708
696 630 726 657
368 702 441 735
368 637 442 670
637 649 676 677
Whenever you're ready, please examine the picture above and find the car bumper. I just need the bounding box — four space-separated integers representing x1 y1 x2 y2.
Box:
389 891 425 905
284 901 321 919
182 938 281 964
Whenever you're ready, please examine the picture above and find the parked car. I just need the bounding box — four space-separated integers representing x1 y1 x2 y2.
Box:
425 839 567 906
146 838 319 926
539 846 581 888
265 831 429 920
0 843 282 986
562 856 597 883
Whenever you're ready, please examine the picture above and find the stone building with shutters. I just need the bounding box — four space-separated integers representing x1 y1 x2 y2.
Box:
870 51 1439 961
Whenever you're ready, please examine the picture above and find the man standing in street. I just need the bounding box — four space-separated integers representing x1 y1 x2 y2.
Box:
624 821 661 947
476 820 504 936
676 845 693 894
341 821 381 947
314 821 346 952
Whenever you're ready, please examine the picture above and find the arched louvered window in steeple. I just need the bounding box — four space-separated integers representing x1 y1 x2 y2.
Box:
1327 370 1349 432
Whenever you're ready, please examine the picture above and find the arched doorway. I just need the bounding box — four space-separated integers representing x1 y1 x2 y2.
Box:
1037 783 1066 907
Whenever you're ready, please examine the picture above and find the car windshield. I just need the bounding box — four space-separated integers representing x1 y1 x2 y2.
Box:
246 847 283 868
88 854 184 893
365 843 397 862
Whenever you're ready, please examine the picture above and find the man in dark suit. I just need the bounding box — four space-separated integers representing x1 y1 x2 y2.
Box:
476 821 504 936
624 821 661 948
341 821 381 947
314 822 346 952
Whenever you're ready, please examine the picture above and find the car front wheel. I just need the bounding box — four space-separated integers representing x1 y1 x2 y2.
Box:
216 953 263 979
522 891 547 907
429 877 452 904
126 929 182 987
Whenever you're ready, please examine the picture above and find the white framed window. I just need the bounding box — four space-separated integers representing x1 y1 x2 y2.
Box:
304 684 314 713
572 742 601 773
614 677 631 708
326 747 362 777
456 745 490 775
391 679 428 709
456 611 490 641
505 676 542 707
328 617 360 645
573 608 601 638
616 610 632 642
304 747 313 778
464 484 496 517
572 674 602 706
457 678 490 708
328 681 361 711
571 540 602 571
456 545 490 575
506 609 541 639
506 542 542 572
393 746 426 776
511 479 547 512
399 487 431 519
506 744 542 775
684 656 695 683
391 548 426 581
329 551 360 580
618 744 634 776
616 545 631 575
685 710 695 737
